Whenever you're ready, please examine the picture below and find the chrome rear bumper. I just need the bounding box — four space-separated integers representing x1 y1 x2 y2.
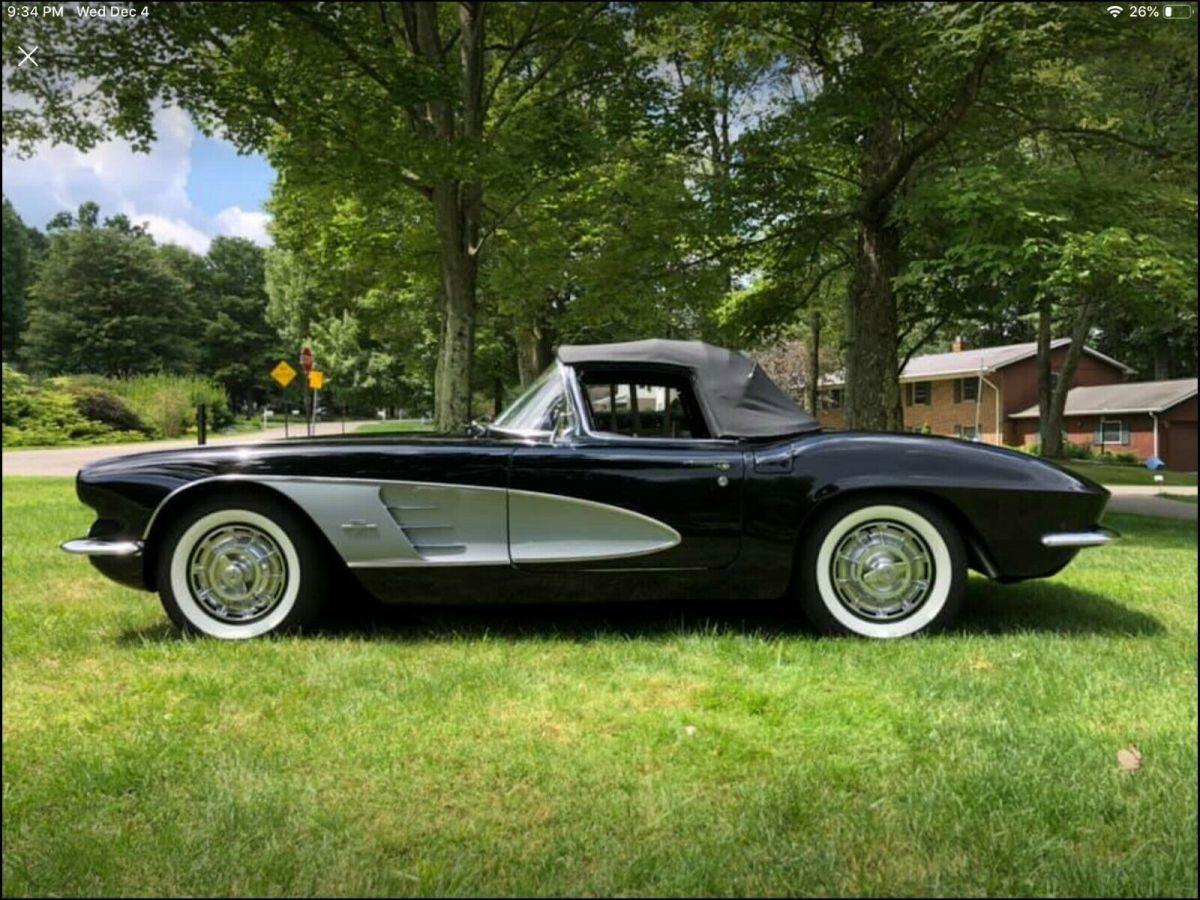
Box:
1040 527 1120 548
61 538 144 557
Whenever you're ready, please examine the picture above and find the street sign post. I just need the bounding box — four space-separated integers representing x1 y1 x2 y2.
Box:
307 371 325 436
299 348 315 436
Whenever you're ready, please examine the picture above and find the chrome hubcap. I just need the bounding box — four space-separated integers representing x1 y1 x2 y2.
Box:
187 524 287 623
831 520 934 621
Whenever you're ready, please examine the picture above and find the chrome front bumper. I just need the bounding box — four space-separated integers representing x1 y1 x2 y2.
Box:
1040 527 1120 548
61 538 144 557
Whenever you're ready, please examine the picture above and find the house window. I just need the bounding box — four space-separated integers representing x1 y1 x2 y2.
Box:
905 381 932 406
1095 419 1129 446
955 424 979 441
953 378 979 403
821 388 843 410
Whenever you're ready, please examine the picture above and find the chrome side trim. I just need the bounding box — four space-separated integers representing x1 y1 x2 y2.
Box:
62 538 144 557
1040 527 1120 548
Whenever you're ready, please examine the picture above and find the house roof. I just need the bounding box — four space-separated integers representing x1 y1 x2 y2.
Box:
1009 378 1199 419
821 339 1135 387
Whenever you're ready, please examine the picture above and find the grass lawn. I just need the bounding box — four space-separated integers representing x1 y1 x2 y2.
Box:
355 419 438 435
3 477 1196 897
1061 459 1198 487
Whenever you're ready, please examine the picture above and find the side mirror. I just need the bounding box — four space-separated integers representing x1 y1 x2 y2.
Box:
466 418 490 438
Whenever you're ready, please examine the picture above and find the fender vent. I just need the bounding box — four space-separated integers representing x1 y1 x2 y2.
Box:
384 501 465 557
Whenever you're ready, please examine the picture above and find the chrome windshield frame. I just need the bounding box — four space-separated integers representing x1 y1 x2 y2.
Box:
486 361 579 443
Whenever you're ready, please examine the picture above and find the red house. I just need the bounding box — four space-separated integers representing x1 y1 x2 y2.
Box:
1010 378 1198 471
816 338 1197 471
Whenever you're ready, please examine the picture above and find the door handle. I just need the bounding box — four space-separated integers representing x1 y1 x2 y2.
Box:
682 460 732 471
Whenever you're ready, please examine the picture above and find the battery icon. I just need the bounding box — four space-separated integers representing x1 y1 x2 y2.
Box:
1164 5 1195 16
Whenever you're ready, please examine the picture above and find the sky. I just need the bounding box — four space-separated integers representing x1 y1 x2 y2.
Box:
2 106 276 254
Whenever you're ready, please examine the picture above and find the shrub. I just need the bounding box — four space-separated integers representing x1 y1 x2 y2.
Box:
1100 450 1141 465
1064 440 1093 460
2 366 230 447
70 388 153 435
107 374 233 437
2 366 145 448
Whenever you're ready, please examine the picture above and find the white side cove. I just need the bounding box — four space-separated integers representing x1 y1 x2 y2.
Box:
508 489 681 564
255 477 680 568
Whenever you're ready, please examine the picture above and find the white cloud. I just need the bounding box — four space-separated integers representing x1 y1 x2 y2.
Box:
215 206 272 247
135 214 214 254
2 106 271 254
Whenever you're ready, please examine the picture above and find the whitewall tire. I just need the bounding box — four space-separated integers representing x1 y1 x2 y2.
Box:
156 495 329 639
795 496 966 638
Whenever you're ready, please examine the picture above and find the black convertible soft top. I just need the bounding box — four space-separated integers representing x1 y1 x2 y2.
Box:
557 338 820 439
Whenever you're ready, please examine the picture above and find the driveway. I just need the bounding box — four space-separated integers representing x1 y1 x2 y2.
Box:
2 420 372 478
1106 485 1197 522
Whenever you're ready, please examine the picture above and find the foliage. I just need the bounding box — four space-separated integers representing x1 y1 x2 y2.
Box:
2 197 34 361
101 374 232 438
2 4 1196 429
2 365 145 447
58 386 151 436
2 365 230 447
194 237 282 411
23 206 198 377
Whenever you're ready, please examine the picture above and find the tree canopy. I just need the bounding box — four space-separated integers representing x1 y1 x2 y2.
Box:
4 2 1196 444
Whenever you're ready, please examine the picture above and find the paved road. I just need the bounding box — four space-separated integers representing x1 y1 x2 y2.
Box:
2 420 372 478
1104 485 1196 496
1106 486 1197 522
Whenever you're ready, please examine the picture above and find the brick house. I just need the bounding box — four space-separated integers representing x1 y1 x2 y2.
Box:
817 338 1135 444
1009 378 1198 471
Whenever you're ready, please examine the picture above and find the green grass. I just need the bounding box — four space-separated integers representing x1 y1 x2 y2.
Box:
1061 459 1198 487
355 419 437 435
3 477 1196 897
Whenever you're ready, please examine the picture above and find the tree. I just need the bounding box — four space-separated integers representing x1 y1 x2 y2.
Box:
4 2 643 430
23 206 196 377
196 237 280 410
2 198 32 360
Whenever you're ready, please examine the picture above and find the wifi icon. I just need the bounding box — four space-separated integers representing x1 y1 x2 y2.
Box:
1105 4 1123 14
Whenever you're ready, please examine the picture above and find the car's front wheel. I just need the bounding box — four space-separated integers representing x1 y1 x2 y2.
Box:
156 495 329 639
795 495 966 638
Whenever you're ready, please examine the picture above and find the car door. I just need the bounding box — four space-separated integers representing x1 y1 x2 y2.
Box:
508 367 744 571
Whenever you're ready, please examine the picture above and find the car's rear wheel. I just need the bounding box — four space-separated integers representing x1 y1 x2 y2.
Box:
795 495 966 638
156 495 328 639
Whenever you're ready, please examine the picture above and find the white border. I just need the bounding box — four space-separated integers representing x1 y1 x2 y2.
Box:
814 504 953 639
169 509 302 639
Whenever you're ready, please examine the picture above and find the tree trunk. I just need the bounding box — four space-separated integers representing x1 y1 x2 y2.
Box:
431 184 478 433
1036 296 1053 451
845 212 902 431
425 2 485 433
516 317 554 386
807 310 821 416
1041 299 1096 460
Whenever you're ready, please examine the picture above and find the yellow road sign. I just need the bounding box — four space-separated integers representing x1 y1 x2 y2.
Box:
271 360 297 388
308 370 325 390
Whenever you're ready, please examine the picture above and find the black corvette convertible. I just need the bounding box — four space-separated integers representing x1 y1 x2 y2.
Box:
63 339 1117 639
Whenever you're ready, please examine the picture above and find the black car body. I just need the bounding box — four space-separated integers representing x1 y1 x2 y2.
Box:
64 339 1117 639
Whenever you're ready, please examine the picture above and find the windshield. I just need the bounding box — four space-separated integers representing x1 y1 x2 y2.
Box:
491 365 570 435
